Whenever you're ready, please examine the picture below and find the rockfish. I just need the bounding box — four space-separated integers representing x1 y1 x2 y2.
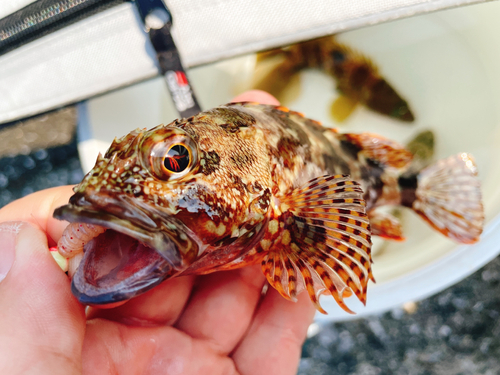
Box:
253 36 415 123
54 103 483 313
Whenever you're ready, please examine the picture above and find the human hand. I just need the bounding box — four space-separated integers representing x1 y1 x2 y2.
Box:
0 90 316 375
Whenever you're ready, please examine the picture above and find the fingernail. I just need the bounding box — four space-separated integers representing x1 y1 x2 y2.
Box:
0 222 21 282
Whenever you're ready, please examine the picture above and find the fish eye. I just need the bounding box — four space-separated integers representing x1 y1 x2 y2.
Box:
147 133 197 180
331 50 345 63
163 144 191 173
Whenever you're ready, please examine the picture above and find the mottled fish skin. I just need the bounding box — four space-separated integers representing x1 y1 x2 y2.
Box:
58 103 483 313
205 104 405 271
223 104 393 209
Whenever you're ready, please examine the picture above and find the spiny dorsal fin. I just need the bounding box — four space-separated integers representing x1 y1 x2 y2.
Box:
341 133 413 169
260 175 373 314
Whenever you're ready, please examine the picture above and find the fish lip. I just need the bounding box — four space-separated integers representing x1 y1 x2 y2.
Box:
71 280 165 305
69 191 160 231
54 203 185 269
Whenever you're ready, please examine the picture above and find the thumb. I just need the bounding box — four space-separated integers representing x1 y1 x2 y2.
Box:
0 221 85 374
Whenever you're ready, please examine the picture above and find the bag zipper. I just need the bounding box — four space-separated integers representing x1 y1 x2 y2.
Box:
0 0 126 57
1 0 201 118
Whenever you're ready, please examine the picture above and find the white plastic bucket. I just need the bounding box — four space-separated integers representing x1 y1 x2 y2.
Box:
79 1 500 322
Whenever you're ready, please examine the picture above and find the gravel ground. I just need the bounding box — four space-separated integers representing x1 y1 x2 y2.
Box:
1 136 498 375
300 257 500 375
0 138 83 207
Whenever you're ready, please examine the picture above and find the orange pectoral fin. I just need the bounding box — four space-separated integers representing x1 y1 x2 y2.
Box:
369 210 405 241
260 175 374 315
341 132 413 169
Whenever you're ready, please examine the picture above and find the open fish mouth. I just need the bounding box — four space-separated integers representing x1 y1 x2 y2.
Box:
53 204 189 305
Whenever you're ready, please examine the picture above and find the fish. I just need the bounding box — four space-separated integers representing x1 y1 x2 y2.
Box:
253 36 415 123
406 129 435 171
372 129 436 243
53 103 483 314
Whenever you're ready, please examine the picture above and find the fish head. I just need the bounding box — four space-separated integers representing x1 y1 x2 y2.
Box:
54 109 273 305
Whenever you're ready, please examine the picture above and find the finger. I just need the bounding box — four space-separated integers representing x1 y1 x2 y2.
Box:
232 288 316 375
175 264 266 355
231 90 280 105
0 186 74 246
83 319 238 375
87 275 196 326
0 222 85 374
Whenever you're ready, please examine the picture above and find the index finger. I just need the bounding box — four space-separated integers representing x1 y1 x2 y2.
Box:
0 185 74 245
231 90 280 105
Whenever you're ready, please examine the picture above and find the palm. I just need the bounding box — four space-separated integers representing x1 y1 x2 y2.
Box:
83 265 314 374
0 186 314 375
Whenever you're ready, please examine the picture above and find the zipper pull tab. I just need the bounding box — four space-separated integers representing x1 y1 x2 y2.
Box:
135 0 202 118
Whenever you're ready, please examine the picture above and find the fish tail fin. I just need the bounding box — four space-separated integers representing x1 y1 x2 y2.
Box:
399 153 484 244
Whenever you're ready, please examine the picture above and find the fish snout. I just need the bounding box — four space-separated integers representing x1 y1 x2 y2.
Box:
69 191 159 231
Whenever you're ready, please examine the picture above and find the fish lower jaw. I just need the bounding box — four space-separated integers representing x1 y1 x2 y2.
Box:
54 210 183 304
70 228 176 305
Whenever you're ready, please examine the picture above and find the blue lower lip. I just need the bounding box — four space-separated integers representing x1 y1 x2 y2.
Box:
71 274 168 305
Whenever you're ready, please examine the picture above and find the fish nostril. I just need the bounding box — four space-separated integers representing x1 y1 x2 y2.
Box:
69 192 93 207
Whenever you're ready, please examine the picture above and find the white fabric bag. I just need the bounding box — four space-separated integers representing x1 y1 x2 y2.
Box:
0 0 489 124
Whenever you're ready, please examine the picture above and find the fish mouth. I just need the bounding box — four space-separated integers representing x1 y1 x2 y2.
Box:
54 201 194 305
